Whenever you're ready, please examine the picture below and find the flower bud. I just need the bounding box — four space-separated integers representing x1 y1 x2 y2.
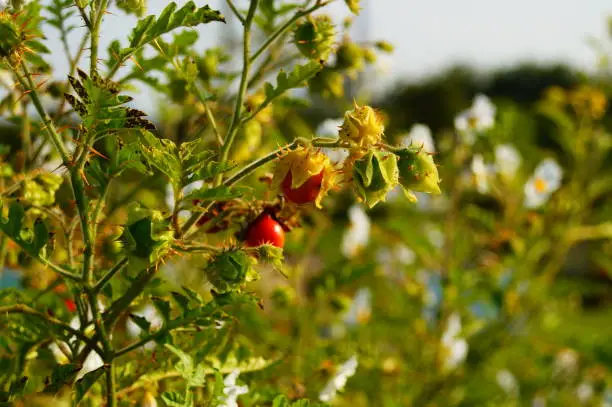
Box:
352 150 399 208
293 15 336 62
395 147 441 195
374 40 394 53
205 249 255 293
0 12 20 59
344 0 360 15
272 146 337 208
335 40 364 77
339 103 384 151
363 48 377 64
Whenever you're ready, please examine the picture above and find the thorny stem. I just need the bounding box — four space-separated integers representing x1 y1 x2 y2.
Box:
94 257 129 293
90 0 109 75
215 0 260 186
225 0 246 25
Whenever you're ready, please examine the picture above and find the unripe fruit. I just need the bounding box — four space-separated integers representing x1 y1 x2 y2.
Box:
293 15 336 61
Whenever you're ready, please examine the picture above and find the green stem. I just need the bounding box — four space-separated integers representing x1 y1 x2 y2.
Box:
115 301 216 357
103 266 157 330
193 85 223 147
249 0 330 63
215 0 260 185
94 257 129 293
90 0 109 74
226 0 246 25
105 360 117 407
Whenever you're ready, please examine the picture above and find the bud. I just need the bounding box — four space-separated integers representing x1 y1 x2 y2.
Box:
272 146 337 208
374 40 394 53
339 103 384 151
141 392 158 407
363 48 377 64
352 150 399 208
344 0 360 15
198 49 220 82
205 249 255 293
293 15 336 62
335 40 364 77
395 147 441 195
0 12 20 59
308 68 344 99
116 0 147 17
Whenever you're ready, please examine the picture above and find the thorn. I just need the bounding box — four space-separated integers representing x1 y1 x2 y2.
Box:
79 168 90 186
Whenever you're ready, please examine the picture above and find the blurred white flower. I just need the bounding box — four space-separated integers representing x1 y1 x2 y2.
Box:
218 370 249 407
524 158 562 208
441 313 468 371
496 369 519 396
553 348 579 378
454 94 496 144
126 304 163 350
532 395 547 407
343 288 372 327
400 123 436 153
576 382 593 403
425 225 444 249
495 144 521 179
341 205 371 258
376 244 416 279
0 70 12 89
319 356 358 402
375 54 393 75
471 154 492 194
317 118 343 138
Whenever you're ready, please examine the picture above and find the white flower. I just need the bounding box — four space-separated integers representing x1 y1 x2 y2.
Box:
471 154 492 194
455 94 496 144
218 370 249 407
376 244 415 279
341 205 371 258
401 124 436 153
319 356 358 402
496 369 519 396
495 144 521 179
0 70 12 89
532 396 547 407
425 225 444 249
441 313 468 371
524 158 562 208
126 304 163 350
343 288 372 327
576 382 593 403
553 348 578 378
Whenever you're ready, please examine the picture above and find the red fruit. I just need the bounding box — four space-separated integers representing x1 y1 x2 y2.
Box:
64 298 77 312
245 214 285 248
281 170 324 204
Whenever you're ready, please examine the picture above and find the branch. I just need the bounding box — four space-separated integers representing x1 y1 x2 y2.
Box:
94 257 129 292
0 304 104 356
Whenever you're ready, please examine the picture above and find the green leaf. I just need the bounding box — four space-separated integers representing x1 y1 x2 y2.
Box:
128 313 152 333
171 291 191 314
183 185 250 203
74 366 106 404
181 286 203 306
164 344 207 388
161 391 189 407
120 207 174 264
0 201 49 257
44 363 81 393
109 2 225 73
138 130 181 188
260 61 323 113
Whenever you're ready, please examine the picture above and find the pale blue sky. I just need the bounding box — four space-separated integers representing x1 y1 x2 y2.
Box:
45 0 612 110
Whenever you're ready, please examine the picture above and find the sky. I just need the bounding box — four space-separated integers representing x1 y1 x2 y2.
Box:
42 0 612 111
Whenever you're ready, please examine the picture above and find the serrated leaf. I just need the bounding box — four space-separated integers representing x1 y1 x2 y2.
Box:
152 297 171 323
171 291 190 314
128 313 152 332
138 131 181 189
260 61 322 113
0 201 49 257
44 363 80 393
162 391 188 407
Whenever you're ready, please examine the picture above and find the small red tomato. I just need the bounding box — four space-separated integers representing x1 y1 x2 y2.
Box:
245 213 285 248
281 170 324 204
63 298 77 312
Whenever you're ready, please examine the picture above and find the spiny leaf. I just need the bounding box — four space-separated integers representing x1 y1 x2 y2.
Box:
260 61 323 114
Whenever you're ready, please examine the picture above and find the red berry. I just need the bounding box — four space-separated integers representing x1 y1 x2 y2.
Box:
245 214 285 248
63 298 77 312
281 170 324 204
